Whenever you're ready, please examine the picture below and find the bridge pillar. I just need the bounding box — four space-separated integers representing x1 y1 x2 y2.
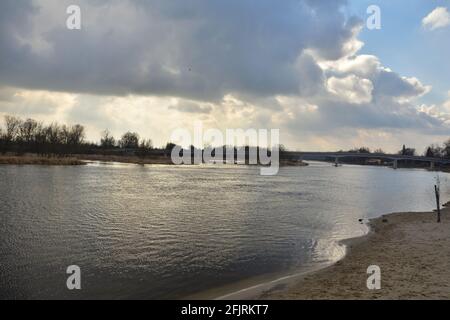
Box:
334 157 339 167
430 161 435 170
393 159 398 170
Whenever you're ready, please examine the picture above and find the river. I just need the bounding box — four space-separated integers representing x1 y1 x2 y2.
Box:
0 162 448 299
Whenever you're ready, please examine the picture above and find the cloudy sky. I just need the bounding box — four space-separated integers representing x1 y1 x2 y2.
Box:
1 0 450 152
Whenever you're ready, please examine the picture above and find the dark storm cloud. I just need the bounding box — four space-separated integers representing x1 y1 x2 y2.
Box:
0 0 354 99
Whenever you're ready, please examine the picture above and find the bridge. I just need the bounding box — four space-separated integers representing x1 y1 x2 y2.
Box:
286 152 450 169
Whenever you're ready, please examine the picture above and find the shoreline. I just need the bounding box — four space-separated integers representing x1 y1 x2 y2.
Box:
77 154 174 165
0 155 86 166
0 154 309 167
262 206 450 299
202 205 450 300
189 222 361 300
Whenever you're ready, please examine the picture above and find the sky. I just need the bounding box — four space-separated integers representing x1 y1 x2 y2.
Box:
1 0 450 153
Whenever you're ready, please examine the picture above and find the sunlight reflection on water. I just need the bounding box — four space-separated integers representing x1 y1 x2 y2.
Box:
0 162 448 299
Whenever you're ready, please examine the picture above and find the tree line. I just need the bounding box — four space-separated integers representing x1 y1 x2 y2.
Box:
3 114 450 159
423 142 450 159
343 142 450 158
0 115 156 156
0 115 279 161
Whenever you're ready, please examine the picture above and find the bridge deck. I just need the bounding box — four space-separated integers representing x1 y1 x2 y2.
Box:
287 152 450 164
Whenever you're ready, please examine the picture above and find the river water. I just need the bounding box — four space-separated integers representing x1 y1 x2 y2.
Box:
0 162 448 299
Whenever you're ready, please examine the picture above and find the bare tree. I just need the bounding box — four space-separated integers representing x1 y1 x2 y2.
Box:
349 147 371 154
373 148 385 154
45 123 61 145
18 118 39 143
4 115 22 143
68 124 85 145
34 122 47 145
0 127 4 154
100 130 116 148
425 144 443 158
119 132 139 149
398 145 416 156
443 139 450 158
0 115 86 156
58 124 85 145
59 125 71 145
139 138 153 150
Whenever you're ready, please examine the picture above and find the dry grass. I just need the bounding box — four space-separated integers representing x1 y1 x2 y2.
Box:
0 153 308 167
0 155 85 166
279 159 309 167
77 154 175 165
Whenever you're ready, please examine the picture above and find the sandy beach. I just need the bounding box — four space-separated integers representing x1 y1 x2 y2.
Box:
263 207 450 300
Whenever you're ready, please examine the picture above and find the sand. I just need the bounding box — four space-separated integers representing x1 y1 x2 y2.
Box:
264 207 450 300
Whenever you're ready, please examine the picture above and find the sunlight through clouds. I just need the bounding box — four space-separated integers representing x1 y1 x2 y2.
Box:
1 0 450 152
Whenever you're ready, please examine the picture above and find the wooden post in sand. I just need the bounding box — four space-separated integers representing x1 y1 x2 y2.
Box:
435 185 441 223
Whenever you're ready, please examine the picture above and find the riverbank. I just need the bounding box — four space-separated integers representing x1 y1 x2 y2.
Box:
263 207 450 299
0 155 85 166
75 155 309 167
76 154 174 165
1 153 309 167
0 153 175 165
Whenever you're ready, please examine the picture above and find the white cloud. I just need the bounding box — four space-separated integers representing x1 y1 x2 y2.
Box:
420 91 450 124
327 75 373 104
422 7 450 30
318 54 381 79
0 86 76 118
